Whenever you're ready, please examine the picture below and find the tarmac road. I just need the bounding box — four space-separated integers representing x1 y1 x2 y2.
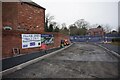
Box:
98 43 120 54
3 43 119 79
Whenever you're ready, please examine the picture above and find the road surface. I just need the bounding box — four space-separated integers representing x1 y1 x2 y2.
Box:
98 43 120 54
3 43 119 78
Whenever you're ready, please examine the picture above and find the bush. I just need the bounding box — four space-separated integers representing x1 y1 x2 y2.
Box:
112 38 120 42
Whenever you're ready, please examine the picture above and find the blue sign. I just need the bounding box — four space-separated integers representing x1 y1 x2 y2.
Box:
30 42 35 46
41 34 54 44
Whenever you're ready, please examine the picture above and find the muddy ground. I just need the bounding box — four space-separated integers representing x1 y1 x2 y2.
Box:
3 43 120 79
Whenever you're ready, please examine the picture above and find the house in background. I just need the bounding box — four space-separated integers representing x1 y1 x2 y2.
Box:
87 26 105 36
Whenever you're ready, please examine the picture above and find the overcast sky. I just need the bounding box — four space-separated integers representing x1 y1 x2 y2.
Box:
32 0 119 30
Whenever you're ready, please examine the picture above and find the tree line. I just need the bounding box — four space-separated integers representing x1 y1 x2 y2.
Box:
45 13 118 35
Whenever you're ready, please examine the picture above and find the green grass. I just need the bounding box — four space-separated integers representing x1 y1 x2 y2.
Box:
110 42 120 46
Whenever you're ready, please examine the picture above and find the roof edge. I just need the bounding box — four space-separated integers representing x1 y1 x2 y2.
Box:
20 0 46 10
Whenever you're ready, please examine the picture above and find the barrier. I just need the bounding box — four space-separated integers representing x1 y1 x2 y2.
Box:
70 34 120 43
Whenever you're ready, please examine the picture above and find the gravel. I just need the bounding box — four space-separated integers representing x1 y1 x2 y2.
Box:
3 43 119 79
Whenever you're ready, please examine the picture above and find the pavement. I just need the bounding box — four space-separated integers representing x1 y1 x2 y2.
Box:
2 43 120 79
98 43 120 54
2 47 61 71
1 44 73 77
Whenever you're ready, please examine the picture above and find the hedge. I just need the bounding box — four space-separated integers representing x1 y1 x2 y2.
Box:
112 38 120 42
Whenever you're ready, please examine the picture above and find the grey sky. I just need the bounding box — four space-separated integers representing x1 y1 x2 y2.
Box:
32 0 118 30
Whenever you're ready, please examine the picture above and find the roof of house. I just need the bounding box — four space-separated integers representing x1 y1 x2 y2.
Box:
87 28 104 33
20 0 46 10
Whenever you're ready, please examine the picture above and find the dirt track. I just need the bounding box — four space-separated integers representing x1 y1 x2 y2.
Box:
3 43 119 78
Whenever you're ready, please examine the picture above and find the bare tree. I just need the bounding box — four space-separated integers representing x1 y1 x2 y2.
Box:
91 24 99 28
103 24 111 33
74 19 89 29
45 13 54 23
69 24 78 36
73 19 89 35
45 13 54 32
60 23 69 35
61 23 66 29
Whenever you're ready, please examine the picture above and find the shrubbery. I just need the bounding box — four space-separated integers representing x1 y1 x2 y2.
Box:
112 38 120 42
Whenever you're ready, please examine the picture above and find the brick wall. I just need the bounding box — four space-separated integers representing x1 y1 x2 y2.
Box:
17 2 45 32
2 30 70 58
2 2 18 29
2 2 70 59
87 28 105 36
2 2 45 33
2 2 46 58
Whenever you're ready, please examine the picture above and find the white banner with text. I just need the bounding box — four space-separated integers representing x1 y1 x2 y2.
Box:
22 34 41 49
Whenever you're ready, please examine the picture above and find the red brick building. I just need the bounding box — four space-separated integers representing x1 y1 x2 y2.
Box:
2 1 46 58
2 1 45 32
2 1 70 59
87 27 105 36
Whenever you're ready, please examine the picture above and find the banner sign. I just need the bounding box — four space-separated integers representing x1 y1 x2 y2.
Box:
41 34 54 44
22 34 41 49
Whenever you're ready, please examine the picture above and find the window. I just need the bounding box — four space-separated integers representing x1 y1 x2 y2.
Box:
3 26 12 30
